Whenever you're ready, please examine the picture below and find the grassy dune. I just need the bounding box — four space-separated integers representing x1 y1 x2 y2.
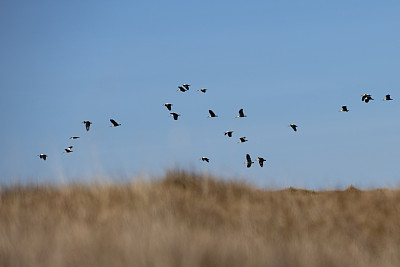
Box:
1 171 400 267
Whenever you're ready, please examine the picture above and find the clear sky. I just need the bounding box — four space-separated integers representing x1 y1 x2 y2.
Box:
1 0 399 189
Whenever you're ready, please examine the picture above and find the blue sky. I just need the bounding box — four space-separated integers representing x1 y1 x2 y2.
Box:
0 0 399 189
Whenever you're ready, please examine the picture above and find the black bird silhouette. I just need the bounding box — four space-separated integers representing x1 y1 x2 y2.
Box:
256 157 266 167
64 146 73 153
365 96 373 103
238 137 248 143
340 106 349 112
245 154 254 168
110 119 121 127
290 124 298 132
208 110 218 118
224 131 233 137
38 154 47 160
177 86 187 92
163 103 173 111
383 94 393 101
198 89 207 93
236 109 247 118
82 121 92 131
70 137 80 140
182 84 190 90
170 113 180 120
201 157 209 163
361 94 374 103
361 94 369 102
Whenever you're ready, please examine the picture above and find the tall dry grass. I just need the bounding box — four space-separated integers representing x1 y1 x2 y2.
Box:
1 170 400 267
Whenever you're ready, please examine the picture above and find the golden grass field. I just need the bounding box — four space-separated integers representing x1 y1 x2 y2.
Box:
1 170 400 267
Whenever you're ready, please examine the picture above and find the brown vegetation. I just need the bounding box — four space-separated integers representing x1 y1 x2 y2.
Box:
1 170 400 266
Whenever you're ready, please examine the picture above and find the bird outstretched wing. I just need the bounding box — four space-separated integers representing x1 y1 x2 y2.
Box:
83 121 91 131
164 104 172 111
246 154 251 162
258 158 265 167
110 119 119 126
170 113 179 120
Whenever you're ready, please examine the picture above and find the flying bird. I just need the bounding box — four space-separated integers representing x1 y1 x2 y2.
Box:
163 103 173 111
340 106 349 112
208 110 218 118
236 109 247 118
170 113 180 120
198 89 207 93
365 96 373 103
245 154 254 168
383 94 393 101
37 154 47 160
64 146 73 153
256 157 266 167
182 84 190 90
238 137 248 143
70 137 80 140
201 157 209 163
82 121 92 131
290 124 298 132
224 131 233 137
110 119 121 127
361 94 374 103
177 86 187 92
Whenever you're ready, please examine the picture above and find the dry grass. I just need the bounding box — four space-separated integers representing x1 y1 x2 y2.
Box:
1 170 400 267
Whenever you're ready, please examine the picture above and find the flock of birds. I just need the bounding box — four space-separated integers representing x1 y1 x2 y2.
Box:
163 86 395 168
339 94 393 112
37 86 394 170
164 83 268 168
37 119 122 161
